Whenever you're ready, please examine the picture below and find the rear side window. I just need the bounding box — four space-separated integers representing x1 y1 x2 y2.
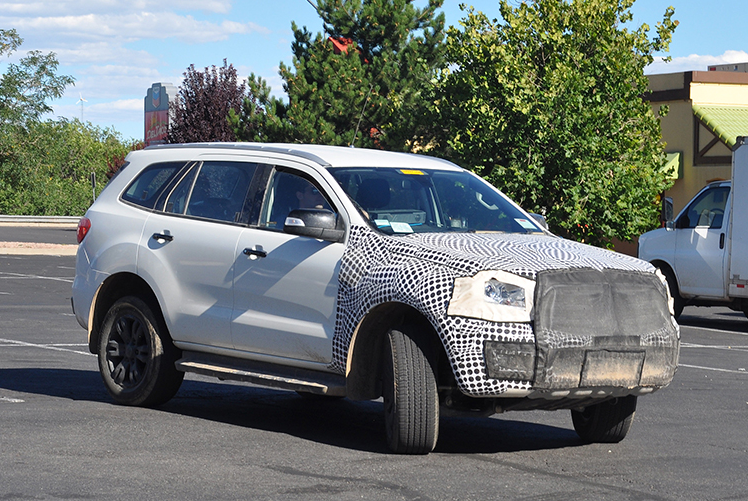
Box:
122 161 185 209
183 162 256 223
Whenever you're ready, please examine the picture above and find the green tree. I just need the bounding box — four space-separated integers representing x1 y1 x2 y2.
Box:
432 0 677 247
0 119 133 216
233 0 445 150
229 74 291 143
0 28 75 126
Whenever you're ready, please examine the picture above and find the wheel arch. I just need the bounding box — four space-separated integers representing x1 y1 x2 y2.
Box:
651 259 681 295
651 259 676 280
88 272 166 354
345 302 447 401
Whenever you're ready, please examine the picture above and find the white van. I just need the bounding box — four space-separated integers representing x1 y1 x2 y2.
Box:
639 138 748 319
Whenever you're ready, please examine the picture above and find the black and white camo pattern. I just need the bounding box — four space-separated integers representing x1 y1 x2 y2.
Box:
330 226 655 397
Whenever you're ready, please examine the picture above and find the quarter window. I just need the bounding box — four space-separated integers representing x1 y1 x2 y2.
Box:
122 161 185 209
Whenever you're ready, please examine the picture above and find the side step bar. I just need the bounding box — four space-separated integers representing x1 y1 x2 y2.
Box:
175 351 347 397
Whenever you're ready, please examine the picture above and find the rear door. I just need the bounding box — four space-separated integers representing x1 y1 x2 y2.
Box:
137 160 257 349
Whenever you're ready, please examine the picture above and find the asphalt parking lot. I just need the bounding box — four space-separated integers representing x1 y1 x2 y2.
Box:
1 229 747 500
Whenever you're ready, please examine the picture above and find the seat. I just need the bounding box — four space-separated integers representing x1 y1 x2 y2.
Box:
355 178 390 210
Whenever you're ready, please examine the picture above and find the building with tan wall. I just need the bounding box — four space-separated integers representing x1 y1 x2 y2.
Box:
647 70 748 213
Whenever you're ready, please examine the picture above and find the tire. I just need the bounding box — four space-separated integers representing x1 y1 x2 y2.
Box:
98 296 184 407
295 390 344 400
660 267 684 319
382 325 439 454
571 395 637 443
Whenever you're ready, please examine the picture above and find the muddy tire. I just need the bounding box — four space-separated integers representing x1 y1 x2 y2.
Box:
571 395 637 443
98 296 183 406
382 325 439 454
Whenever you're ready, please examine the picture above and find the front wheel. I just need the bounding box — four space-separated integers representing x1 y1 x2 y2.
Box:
98 296 184 407
571 395 637 443
382 325 439 454
659 267 684 319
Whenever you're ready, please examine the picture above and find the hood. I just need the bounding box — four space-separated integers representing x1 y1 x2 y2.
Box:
388 232 653 279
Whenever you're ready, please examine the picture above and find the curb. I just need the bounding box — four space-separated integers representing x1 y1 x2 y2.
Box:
0 215 81 228
0 216 80 255
0 246 78 256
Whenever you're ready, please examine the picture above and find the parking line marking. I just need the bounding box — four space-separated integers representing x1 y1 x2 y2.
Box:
683 325 748 336
680 363 748 374
0 338 94 357
0 271 74 283
681 342 748 351
0 397 25 403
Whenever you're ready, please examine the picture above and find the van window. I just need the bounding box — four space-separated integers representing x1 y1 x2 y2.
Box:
677 186 730 229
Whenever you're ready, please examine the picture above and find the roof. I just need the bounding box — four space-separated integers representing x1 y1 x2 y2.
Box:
145 142 463 171
692 104 748 148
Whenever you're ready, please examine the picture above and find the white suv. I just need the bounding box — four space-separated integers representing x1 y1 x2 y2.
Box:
73 143 679 454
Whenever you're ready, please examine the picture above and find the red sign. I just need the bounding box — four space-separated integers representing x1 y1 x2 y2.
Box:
145 110 168 145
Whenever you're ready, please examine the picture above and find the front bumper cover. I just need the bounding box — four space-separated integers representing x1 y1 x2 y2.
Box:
484 268 679 392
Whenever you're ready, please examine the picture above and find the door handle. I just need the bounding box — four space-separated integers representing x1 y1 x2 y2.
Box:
243 247 267 258
720 233 725 249
151 233 174 242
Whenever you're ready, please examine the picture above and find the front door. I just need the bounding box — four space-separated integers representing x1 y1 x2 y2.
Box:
230 168 345 363
673 185 730 298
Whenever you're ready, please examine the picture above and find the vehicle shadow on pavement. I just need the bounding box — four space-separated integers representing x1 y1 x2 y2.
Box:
0 368 582 455
161 379 582 455
0 367 109 402
678 311 748 334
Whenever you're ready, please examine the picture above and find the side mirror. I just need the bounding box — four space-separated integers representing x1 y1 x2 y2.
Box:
284 209 345 243
661 196 674 231
529 213 549 230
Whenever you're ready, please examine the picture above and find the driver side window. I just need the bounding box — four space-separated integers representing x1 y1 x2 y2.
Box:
259 170 332 230
677 186 730 229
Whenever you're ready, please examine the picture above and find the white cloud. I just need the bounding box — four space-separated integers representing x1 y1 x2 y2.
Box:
62 66 184 101
54 98 142 125
50 43 159 66
2 12 268 45
0 0 233 16
647 50 748 75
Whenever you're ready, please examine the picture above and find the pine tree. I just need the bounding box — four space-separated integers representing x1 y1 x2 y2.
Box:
234 0 445 150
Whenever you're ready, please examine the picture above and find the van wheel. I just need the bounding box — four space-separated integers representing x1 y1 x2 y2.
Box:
660 267 684 319
98 296 184 407
382 325 439 454
571 396 637 443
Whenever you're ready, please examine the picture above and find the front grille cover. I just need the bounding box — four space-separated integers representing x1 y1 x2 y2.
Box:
533 268 679 390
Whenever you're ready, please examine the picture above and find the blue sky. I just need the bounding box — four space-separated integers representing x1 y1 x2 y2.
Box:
1 0 746 142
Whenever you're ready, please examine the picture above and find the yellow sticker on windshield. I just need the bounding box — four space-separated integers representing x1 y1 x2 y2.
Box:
399 169 426 175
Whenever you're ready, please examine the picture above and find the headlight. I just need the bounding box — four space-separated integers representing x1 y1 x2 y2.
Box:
448 270 535 323
484 279 526 308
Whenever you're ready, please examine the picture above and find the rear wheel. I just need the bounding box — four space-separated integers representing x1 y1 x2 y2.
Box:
382 325 439 454
571 395 637 443
98 296 183 406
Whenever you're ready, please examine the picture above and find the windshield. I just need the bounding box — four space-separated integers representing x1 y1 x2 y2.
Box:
329 167 542 235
